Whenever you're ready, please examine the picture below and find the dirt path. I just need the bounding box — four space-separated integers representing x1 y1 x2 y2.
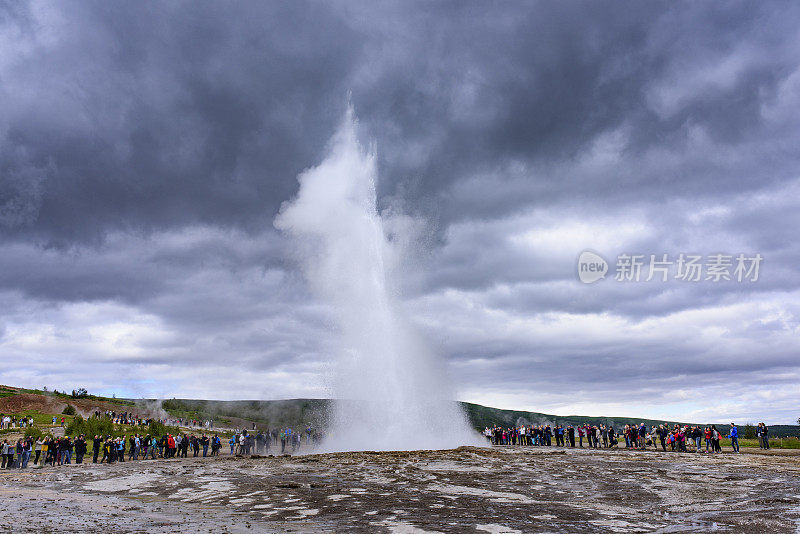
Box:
0 446 799 533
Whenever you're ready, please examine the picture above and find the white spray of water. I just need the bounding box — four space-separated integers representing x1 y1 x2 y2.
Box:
275 105 479 451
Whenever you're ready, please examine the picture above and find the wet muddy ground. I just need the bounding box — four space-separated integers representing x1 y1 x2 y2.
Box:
1 446 799 533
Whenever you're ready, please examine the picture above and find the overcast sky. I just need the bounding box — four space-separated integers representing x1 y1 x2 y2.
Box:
1 1 799 423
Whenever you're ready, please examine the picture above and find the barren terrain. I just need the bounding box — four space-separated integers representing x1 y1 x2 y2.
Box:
1 446 799 533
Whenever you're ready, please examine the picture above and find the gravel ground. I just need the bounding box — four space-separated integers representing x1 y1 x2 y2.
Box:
1 446 799 533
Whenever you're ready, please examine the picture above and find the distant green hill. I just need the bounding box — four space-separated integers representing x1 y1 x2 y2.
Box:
461 402 684 431
161 398 331 429
158 397 800 437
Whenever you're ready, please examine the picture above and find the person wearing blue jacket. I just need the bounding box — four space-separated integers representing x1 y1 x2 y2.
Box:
728 423 739 453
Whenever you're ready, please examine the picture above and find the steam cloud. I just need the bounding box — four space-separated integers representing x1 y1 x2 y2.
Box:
275 105 479 451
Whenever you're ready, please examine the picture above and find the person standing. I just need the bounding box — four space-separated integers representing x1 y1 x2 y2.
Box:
657 425 666 452
11 439 19 467
729 423 740 453
33 437 47 465
100 438 110 463
62 436 73 464
92 435 102 463
44 438 55 465
21 438 31 468
75 435 87 464
693 426 702 453
762 423 770 450
711 425 721 453
1 440 8 469
34 437 44 465
167 434 176 458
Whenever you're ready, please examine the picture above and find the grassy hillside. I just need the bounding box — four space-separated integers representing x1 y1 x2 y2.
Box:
161 398 331 429
768 425 800 438
8 386 134 406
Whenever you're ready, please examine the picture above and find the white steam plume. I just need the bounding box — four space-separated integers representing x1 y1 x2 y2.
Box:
275 104 479 451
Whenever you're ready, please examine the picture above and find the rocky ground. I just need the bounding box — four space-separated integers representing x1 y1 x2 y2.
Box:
1 446 799 533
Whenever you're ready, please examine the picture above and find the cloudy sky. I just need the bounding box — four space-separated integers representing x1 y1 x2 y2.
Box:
1 1 799 423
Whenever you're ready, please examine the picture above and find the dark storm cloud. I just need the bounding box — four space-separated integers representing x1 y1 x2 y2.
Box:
1 0 360 243
350 2 800 218
1 1 799 421
3 1 799 244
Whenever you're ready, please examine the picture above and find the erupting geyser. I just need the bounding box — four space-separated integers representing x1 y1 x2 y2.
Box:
275 105 479 451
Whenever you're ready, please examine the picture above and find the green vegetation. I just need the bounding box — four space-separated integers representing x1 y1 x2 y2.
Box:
161 398 330 429
66 414 114 437
769 425 800 438
25 411 73 426
17 387 135 406
0 411 74 427
24 427 54 440
65 414 180 440
147 420 180 438
720 437 800 449
62 404 77 415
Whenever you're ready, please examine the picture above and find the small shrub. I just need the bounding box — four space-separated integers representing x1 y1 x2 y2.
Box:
25 427 44 440
66 414 114 438
148 420 180 437
62 404 77 416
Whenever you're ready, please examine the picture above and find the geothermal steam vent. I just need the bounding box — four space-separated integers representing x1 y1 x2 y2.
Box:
274 106 477 452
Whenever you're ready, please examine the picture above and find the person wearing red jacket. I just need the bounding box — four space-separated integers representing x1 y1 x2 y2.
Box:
167 434 176 458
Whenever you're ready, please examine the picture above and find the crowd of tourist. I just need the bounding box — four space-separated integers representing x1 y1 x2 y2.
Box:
0 411 777 470
483 421 764 453
93 411 153 426
0 419 325 469
1 415 34 429
177 418 215 429
90 410 214 430
228 426 320 455
0 432 227 469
